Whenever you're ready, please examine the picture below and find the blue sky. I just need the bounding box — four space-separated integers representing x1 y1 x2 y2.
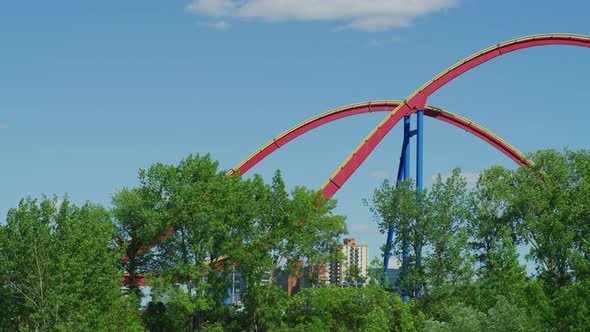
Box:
1 0 589 267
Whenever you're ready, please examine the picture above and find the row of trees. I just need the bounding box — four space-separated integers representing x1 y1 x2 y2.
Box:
1 148 589 331
0 197 141 330
366 149 590 331
114 154 348 331
0 154 350 331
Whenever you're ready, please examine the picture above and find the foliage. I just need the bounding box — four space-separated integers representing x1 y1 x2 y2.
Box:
364 178 424 295
510 150 579 290
422 169 473 293
0 196 142 331
424 296 542 332
551 281 590 331
3 148 590 331
282 286 421 331
366 148 590 332
112 154 346 331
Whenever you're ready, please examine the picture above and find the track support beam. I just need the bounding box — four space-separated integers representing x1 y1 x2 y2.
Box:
415 109 424 298
383 112 424 302
402 116 411 303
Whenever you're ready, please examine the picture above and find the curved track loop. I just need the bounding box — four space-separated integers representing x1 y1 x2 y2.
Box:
321 33 590 198
126 33 589 264
228 100 530 178
124 101 529 264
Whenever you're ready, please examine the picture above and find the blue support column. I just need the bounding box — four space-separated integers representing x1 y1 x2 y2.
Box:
402 116 411 303
382 228 395 286
416 110 423 196
403 116 411 183
382 141 407 285
382 115 417 302
415 110 424 297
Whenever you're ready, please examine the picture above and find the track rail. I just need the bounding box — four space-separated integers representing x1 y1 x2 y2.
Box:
125 101 529 264
124 33 590 265
228 101 530 178
321 33 590 197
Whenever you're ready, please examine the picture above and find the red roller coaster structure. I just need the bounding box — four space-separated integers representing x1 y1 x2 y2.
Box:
321 33 590 198
122 101 523 285
123 102 528 266
227 101 532 178
123 33 590 281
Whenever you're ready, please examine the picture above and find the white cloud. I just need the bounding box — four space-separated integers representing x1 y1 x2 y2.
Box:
369 170 390 177
205 20 232 30
186 0 458 32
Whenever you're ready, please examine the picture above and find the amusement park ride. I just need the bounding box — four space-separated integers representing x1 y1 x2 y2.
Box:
124 34 590 300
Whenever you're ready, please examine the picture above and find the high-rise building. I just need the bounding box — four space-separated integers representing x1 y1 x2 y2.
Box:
320 238 369 286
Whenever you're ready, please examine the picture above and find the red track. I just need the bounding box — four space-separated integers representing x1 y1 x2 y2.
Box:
321 34 590 197
124 33 590 264
125 102 527 264
228 101 530 178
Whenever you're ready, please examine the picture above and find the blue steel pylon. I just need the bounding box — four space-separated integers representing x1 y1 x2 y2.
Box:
382 110 423 303
381 117 409 286
415 110 424 298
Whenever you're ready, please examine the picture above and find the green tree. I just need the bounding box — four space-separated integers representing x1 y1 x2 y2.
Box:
345 265 365 287
467 166 526 309
235 171 347 331
551 281 590 331
282 286 421 331
424 296 544 332
126 153 253 330
511 150 579 290
0 196 142 331
112 187 163 298
566 149 590 281
115 154 346 331
423 169 473 297
423 303 485 332
365 178 422 295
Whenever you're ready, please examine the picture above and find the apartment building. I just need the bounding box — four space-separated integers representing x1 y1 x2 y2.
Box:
319 238 369 286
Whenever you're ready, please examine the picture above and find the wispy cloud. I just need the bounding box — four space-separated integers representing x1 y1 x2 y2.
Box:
0 123 8 129
367 35 400 48
204 20 232 30
348 223 369 233
369 170 390 177
186 0 458 32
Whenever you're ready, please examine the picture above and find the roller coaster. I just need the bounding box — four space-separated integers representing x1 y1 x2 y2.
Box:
125 34 590 296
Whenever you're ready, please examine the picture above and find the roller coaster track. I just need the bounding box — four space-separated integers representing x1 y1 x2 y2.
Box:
321 33 590 197
124 101 527 264
227 101 532 178
124 33 590 265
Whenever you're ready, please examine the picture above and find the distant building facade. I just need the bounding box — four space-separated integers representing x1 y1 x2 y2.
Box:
319 238 369 286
